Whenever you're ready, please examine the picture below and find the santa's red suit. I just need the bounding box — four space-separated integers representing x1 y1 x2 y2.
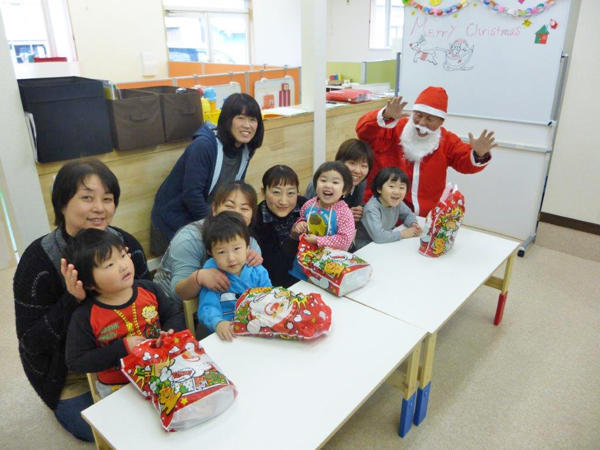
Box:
356 110 490 216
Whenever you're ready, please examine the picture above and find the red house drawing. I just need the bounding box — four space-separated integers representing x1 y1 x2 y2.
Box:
535 25 549 44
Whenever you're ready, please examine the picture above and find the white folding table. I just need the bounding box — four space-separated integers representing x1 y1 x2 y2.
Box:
348 226 519 432
82 282 425 449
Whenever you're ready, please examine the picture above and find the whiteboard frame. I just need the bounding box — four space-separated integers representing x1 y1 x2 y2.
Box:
398 1 572 125
389 2 577 250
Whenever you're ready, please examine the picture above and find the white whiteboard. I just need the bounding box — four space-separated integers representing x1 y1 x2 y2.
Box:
448 146 550 240
400 0 572 123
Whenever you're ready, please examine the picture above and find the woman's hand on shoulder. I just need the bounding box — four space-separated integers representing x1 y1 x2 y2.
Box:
246 249 263 267
60 258 86 302
196 268 230 292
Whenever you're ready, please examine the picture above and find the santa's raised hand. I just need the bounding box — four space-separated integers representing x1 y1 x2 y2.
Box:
468 129 497 157
382 96 409 121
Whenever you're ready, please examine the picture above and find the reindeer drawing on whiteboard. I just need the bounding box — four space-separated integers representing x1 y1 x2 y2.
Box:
409 36 439 65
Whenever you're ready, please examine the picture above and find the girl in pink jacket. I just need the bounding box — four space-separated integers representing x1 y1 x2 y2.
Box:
291 161 355 251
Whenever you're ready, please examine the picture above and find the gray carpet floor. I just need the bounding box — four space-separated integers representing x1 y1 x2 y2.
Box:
1 223 598 449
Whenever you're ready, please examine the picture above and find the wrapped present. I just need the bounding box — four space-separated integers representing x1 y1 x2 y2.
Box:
233 286 331 340
121 330 237 431
419 183 465 257
297 237 372 296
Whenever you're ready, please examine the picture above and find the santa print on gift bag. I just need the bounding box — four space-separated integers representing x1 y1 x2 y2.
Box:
296 236 372 296
419 183 465 257
121 330 237 431
232 286 332 340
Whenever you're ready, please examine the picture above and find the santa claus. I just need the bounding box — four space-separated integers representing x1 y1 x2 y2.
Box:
356 86 496 216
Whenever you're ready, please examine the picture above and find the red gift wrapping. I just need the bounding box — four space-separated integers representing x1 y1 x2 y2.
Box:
233 286 331 340
419 183 465 257
121 330 237 431
297 237 372 296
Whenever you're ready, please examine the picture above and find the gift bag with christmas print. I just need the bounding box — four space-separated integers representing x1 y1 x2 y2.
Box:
233 286 331 340
419 183 465 257
296 237 372 296
121 330 237 431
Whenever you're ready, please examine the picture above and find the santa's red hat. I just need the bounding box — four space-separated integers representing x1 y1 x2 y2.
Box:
413 86 448 119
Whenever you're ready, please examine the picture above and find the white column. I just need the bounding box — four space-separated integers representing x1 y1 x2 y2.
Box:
0 12 51 257
300 0 327 169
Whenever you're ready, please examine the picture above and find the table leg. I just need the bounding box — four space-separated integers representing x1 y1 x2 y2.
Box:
90 424 112 450
414 332 437 426
494 252 516 326
398 342 421 437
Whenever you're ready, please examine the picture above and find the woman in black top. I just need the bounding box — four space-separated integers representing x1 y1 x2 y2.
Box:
13 159 150 441
252 165 307 287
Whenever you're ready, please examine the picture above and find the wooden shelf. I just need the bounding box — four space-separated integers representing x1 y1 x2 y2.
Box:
36 98 388 255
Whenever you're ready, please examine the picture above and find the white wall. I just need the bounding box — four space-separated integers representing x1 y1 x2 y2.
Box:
300 0 327 168
0 13 51 256
542 0 600 225
68 0 302 79
67 0 169 82
253 0 301 67
327 0 395 62
13 61 80 79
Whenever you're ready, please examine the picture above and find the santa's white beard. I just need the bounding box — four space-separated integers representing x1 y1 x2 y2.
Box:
400 119 442 162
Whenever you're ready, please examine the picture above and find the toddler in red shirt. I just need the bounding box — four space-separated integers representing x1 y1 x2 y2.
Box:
65 229 184 397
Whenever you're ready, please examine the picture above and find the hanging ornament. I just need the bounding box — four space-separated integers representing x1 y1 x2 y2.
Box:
402 0 470 16
481 0 557 18
549 18 558 29
403 0 557 19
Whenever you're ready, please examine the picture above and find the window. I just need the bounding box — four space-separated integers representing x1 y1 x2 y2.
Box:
0 0 76 64
369 0 404 49
163 0 251 64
